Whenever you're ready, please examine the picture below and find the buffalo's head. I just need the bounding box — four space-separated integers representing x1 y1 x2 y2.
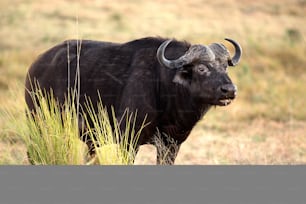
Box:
157 38 242 106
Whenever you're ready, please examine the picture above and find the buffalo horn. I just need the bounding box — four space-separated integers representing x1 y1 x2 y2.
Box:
156 40 186 69
225 38 242 66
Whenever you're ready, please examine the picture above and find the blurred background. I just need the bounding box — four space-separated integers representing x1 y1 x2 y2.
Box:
0 0 305 164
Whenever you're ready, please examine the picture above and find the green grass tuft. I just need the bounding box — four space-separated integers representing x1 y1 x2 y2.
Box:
84 96 147 165
21 88 86 165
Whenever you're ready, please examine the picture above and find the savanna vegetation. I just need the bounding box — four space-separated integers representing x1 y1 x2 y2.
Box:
0 0 305 164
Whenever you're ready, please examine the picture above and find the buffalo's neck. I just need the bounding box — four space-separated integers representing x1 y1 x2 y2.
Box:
158 83 211 143
172 87 211 130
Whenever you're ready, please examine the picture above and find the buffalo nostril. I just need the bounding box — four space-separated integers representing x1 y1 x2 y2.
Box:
220 87 228 93
220 84 237 97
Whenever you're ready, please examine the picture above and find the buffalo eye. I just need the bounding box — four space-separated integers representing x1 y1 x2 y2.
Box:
196 64 210 75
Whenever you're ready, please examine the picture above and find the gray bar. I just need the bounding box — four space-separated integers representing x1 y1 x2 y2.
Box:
0 166 305 204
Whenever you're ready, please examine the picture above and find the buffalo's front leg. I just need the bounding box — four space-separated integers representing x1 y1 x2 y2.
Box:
155 135 181 165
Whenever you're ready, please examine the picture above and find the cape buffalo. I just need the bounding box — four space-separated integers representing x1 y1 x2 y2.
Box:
25 37 242 164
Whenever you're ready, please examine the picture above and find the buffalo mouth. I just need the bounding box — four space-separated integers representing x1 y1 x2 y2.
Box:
217 98 232 106
212 97 234 106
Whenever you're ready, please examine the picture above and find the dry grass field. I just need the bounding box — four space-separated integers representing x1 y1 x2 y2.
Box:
0 0 306 164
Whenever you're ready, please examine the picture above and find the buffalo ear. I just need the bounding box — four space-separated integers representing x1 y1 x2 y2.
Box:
172 69 192 87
